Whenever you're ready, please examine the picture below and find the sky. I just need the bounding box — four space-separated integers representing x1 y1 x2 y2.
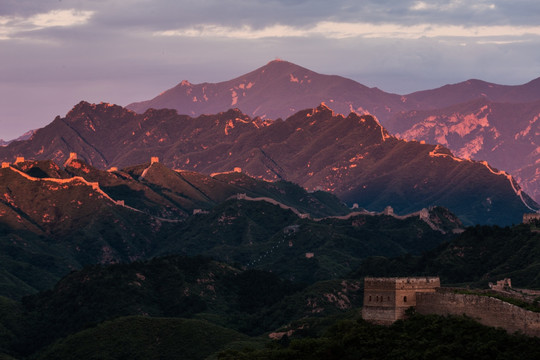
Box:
1 0 540 140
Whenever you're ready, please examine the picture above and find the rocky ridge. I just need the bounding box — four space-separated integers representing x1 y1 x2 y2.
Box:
0 101 536 225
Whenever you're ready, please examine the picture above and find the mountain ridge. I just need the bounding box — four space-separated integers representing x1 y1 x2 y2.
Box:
127 60 409 123
125 60 540 202
127 60 540 123
0 157 463 299
0 102 536 225
393 97 540 202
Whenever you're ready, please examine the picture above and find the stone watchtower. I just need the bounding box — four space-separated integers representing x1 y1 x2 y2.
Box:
523 213 540 223
362 277 440 325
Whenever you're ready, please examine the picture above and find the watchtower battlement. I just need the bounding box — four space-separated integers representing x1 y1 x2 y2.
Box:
364 277 440 290
523 213 540 223
362 277 440 325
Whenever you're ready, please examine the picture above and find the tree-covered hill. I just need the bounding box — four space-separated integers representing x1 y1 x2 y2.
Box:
36 316 248 360
218 313 540 360
353 222 540 289
0 157 459 298
1 256 361 358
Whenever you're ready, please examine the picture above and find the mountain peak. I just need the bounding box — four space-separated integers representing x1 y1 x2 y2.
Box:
126 60 407 122
249 59 313 80
68 101 124 116
313 102 336 115
264 58 297 68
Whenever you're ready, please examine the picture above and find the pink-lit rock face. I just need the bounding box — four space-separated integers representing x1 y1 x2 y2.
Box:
396 99 540 203
0 99 536 225
397 106 491 157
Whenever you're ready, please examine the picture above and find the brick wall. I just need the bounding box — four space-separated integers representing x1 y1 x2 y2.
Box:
416 291 540 337
363 277 440 324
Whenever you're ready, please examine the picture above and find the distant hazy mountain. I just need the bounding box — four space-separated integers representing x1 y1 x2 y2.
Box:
126 60 540 202
0 129 35 146
127 59 410 124
0 101 535 225
127 60 540 128
401 77 540 115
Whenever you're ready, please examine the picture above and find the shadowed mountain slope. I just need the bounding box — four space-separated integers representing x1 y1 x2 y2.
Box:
0 102 536 225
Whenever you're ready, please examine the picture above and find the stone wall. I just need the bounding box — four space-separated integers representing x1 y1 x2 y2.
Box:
523 213 540 223
416 291 540 337
363 277 439 325
363 279 398 324
362 307 402 325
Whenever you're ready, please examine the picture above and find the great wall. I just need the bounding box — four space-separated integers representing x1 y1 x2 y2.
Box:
1 155 183 223
362 276 540 337
416 289 540 337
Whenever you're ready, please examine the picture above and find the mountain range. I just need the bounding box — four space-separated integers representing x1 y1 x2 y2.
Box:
0 101 536 225
126 60 540 203
1 59 540 360
0 157 461 298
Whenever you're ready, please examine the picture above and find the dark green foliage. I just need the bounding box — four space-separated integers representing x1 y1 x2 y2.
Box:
211 174 351 218
0 228 79 299
157 201 454 284
243 281 362 335
19 256 219 353
36 316 247 360
0 297 23 358
353 223 540 288
5 255 363 357
225 270 303 314
218 314 540 360
0 354 17 360
0 195 454 299
2 219 540 359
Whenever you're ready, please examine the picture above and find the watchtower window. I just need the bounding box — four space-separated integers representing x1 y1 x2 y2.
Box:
403 296 407 303
369 296 372 302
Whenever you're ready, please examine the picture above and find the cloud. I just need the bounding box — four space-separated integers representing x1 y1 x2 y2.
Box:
29 9 93 28
155 24 309 39
0 9 94 40
154 21 540 41
410 0 496 12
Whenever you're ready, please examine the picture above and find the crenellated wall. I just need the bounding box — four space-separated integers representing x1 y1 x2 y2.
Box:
416 291 540 337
